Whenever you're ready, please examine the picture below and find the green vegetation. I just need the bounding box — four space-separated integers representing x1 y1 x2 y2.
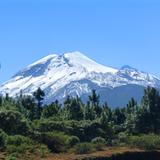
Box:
1 87 160 158
127 135 160 150
65 136 80 148
74 143 94 154
0 129 7 149
91 137 106 145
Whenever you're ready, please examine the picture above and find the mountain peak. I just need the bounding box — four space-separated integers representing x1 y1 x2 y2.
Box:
62 51 118 74
64 51 86 57
63 51 92 65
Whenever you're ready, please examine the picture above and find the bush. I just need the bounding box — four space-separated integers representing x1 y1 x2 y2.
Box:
128 135 160 150
38 132 69 152
5 155 17 160
39 145 50 158
6 144 28 154
118 132 128 144
94 143 105 151
0 110 30 135
7 135 33 146
65 136 80 148
0 129 7 149
6 135 34 155
91 137 106 151
74 143 94 154
91 137 106 144
34 120 71 133
113 132 129 146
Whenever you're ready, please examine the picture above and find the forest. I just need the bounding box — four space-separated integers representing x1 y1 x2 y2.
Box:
1 86 160 159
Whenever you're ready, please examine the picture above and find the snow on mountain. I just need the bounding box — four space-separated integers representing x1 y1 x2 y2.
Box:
0 51 160 107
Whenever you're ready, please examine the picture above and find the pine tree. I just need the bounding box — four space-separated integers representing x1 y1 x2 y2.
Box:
0 96 3 107
138 86 160 133
21 95 37 120
42 100 61 118
113 108 126 125
33 88 45 118
84 101 96 120
33 87 45 107
102 102 112 122
89 90 102 117
126 97 137 114
5 93 9 101
64 96 84 120
100 111 108 126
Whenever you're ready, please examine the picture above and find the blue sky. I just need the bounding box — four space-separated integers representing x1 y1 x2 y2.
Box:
0 0 160 83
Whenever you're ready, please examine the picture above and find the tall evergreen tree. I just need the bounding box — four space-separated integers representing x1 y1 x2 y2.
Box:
42 100 61 118
126 97 137 114
102 102 112 122
84 101 96 120
112 108 126 125
33 87 45 107
89 90 102 117
64 96 84 120
33 88 45 118
21 95 37 120
137 86 160 133
0 96 3 107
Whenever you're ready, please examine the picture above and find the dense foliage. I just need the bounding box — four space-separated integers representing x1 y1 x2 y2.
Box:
1 86 160 158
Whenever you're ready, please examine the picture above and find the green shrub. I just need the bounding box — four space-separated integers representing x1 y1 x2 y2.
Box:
34 120 70 133
6 135 34 156
0 129 7 149
91 137 106 144
39 145 50 158
118 132 128 143
7 135 33 146
114 132 129 146
91 137 106 151
128 135 160 150
6 144 27 154
5 155 17 160
74 143 94 154
0 110 30 135
65 136 80 148
94 143 105 151
39 132 69 152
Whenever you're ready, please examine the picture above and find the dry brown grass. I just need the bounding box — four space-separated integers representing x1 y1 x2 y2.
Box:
32 147 145 160
0 147 153 160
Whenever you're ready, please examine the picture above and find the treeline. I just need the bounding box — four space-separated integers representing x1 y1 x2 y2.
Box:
1 86 160 158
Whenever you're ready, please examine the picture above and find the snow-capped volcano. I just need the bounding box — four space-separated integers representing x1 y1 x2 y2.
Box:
0 51 160 107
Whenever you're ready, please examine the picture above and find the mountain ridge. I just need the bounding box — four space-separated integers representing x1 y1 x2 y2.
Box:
0 51 160 107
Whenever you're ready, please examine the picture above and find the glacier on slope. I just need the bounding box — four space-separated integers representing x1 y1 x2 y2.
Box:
0 51 160 107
